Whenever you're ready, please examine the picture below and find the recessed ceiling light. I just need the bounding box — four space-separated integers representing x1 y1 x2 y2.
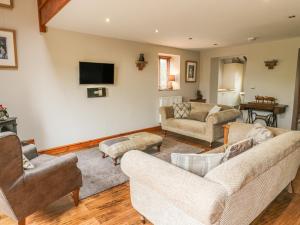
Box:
288 15 296 19
105 18 110 23
248 37 257 42
155 29 159 33
188 37 193 40
213 43 218 46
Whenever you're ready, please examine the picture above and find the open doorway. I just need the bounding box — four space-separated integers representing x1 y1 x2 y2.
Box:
292 49 300 130
210 56 247 107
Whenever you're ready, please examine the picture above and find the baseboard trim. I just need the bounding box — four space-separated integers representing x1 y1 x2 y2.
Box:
40 125 162 155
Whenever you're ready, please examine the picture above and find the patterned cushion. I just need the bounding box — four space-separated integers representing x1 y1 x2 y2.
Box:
22 154 35 170
246 123 274 145
224 138 253 161
171 153 225 176
188 111 208 122
173 103 191 119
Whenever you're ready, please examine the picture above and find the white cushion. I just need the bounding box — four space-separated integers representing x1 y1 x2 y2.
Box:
246 123 273 145
171 153 225 176
207 105 222 117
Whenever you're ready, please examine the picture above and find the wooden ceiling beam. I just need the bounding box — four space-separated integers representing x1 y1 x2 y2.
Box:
37 0 70 32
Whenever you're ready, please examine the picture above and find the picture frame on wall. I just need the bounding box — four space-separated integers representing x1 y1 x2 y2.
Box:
0 29 17 69
185 61 197 83
0 0 13 8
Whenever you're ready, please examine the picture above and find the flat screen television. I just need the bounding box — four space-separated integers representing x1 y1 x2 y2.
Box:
79 62 114 84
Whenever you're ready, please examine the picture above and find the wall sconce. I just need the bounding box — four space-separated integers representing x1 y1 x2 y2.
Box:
168 75 176 90
264 59 278 69
136 53 148 71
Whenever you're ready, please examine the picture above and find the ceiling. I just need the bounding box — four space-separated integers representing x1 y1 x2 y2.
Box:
48 0 300 50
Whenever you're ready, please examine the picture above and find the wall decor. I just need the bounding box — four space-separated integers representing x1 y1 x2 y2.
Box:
136 53 147 70
264 59 278 69
0 0 13 8
185 61 197 82
0 29 17 69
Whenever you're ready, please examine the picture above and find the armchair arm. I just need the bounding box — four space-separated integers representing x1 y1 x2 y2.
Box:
24 153 79 181
206 109 241 125
121 150 227 225
159 106 174 123
22 144 38 160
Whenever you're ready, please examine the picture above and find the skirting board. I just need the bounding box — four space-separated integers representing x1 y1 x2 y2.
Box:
40 126 162 155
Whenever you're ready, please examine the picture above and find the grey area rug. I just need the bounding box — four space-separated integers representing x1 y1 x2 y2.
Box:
75 136 204 199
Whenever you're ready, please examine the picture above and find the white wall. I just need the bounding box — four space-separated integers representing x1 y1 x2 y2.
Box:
200 38 300 129
0 0 199 149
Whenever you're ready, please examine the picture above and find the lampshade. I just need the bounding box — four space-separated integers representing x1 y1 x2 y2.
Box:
168 75 176 82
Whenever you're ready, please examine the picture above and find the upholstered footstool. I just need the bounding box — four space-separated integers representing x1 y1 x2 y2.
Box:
99 132 163 165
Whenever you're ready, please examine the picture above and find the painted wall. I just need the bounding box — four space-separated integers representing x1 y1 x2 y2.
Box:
0 0 199 149
199 38 300 129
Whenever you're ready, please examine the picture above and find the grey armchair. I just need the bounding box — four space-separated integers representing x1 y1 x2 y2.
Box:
0 132 82 225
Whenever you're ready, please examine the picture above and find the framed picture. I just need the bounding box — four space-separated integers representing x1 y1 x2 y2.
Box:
0 0 13 8
0 29 17 69
185 61 197 83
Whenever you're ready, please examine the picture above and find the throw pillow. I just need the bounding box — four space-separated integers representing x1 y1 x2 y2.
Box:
246 123 274 145
207 105 222 117
173 103 191 119
224 138 253 161
188 111 208 122
22 154 35 170
171 152 225 176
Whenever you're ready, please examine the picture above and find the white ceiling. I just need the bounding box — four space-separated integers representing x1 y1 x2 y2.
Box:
48 0 300 50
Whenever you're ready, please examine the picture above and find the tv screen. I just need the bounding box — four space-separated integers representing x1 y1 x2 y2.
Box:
79 62 114 84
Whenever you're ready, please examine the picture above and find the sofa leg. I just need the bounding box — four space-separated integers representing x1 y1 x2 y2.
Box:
113 158 120 166
288 182 294 194
18 218 26 225
72 188 80 206
157 144 161 152
140 215 146 224
102 152 108 158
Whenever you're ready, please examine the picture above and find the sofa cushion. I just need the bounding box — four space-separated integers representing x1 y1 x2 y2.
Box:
171 153 225 176
173 103 191 119
188 111 208 122
246 123 273 145
165 118 206 134
224 138 253 160
207 105 222 118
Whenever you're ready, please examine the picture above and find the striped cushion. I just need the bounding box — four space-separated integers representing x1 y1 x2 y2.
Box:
171 153 225 176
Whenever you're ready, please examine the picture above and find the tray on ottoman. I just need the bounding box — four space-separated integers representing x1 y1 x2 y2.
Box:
99 132 163 165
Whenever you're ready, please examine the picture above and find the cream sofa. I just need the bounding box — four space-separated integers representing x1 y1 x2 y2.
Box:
121 122 300 225
160 102 241 146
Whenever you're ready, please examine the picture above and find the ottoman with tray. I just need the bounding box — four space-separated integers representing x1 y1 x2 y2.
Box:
99 132 163 165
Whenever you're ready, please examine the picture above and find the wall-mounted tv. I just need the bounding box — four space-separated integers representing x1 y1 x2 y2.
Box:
79 62 114 84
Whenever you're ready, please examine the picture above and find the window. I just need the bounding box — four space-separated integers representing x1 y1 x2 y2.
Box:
158 54 180 90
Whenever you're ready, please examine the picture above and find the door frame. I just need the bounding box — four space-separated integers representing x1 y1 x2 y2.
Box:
291 49 300 130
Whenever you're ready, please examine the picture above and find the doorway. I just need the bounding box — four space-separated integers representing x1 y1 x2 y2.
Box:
292 49 300 130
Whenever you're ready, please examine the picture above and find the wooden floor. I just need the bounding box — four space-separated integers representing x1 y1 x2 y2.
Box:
1 132 300 225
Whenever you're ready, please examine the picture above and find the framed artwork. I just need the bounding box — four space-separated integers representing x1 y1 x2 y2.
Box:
185 61 197 83
0 29 17 69
0 0 13 8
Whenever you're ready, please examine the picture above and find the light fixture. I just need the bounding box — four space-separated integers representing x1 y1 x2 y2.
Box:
105 18 110 23
188 37 193 40
248 37 257 42
155 29 159 33
213 43 218 46
288 15 296 19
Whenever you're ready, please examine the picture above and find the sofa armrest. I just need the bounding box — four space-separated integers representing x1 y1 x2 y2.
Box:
159 106 174 123
24 153 79 182
22 144 38 160
121 150 227 225
206 109 241 125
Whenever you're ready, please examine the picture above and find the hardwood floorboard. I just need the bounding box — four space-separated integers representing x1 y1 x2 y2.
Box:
1 132 300 225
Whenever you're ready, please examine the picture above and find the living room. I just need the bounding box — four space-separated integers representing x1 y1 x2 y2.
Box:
0 0 300 225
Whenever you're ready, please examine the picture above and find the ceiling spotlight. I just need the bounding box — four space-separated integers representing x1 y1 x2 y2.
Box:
288 15 296 19
248 37 257 42
188 37 193 40
155 29 159 33
213 43 218 46
105 18 110 23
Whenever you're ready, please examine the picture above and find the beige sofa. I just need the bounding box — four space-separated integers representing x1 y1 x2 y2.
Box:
160 102 241 146
121 122 300 225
